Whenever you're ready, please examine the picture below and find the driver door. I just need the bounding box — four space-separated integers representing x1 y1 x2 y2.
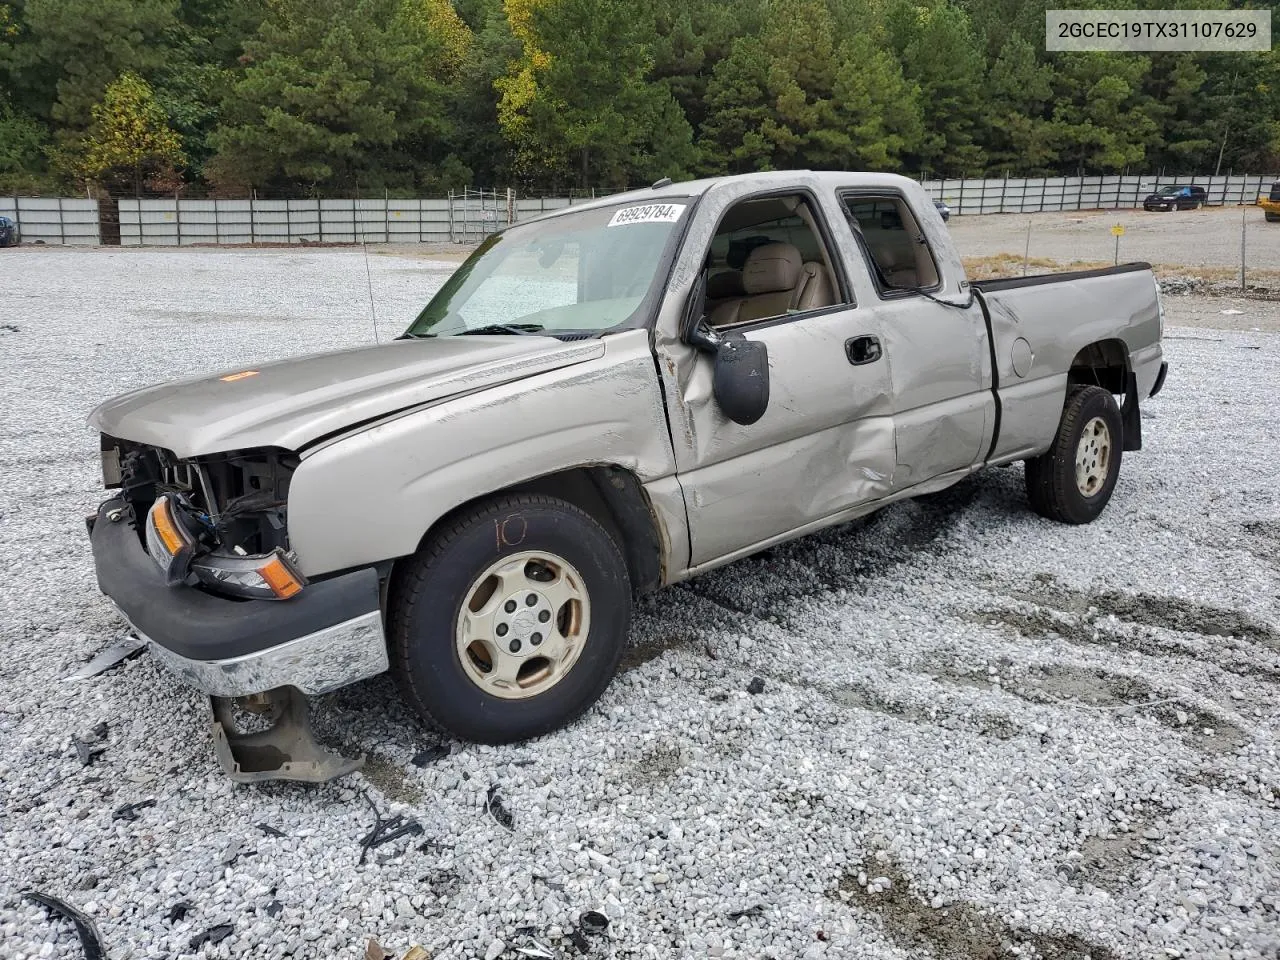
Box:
655 189 896 569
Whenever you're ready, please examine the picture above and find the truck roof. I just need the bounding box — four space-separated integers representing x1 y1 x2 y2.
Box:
521 170 926 223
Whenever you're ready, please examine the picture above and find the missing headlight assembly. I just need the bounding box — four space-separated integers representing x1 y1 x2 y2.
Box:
99 436 306 600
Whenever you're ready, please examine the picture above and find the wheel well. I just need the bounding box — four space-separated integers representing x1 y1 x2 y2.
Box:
1068 339 1129 394
402 465 664 597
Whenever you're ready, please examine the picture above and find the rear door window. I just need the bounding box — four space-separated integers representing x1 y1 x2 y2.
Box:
840 193 941 295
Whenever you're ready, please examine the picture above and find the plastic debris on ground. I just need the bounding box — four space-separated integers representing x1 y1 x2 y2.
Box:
411 744 450 766
189 923 234 949
23 890 105 960
62 637 145 681
257 822 287 837
358 790 423 865
166 902 192 923
112 798 156 822
486 785 514 831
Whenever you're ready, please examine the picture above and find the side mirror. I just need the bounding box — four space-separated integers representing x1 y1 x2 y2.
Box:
712 337 770 425
680 270 770 424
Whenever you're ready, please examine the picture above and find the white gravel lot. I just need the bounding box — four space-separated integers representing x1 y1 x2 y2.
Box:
2 246 1279 960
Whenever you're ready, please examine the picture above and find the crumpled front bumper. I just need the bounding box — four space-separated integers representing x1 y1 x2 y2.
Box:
88 498 389 698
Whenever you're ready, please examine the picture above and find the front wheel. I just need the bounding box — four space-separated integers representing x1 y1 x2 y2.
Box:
1024 385 1124 524
389 494 631 743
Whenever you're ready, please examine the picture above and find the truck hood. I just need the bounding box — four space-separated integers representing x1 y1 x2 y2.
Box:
89 336 604 458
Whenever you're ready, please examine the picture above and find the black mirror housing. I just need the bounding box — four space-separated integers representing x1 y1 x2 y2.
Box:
712 338 770 425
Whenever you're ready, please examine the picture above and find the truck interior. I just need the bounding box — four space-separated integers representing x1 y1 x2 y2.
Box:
841 194 940 292
703 195 842 328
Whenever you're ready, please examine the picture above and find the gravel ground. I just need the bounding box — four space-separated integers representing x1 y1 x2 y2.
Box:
2 247 1279 960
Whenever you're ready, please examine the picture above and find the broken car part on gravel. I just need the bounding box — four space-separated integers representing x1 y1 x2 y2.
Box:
358 790 423 865
112 798 156 821
62 636 144 681
210 685 362 783
23 890 106 960
486 785 515 831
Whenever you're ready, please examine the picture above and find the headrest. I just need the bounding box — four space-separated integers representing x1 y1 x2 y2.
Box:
742 243 802 295
706 269 745 301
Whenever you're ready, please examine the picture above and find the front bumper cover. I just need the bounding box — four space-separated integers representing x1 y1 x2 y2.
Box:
89 498 388 698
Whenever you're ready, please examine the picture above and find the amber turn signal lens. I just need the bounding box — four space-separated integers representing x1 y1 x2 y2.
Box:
151 497 188 556
259 555 303 599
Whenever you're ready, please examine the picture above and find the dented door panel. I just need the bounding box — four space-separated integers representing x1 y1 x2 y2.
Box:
674 308 896 565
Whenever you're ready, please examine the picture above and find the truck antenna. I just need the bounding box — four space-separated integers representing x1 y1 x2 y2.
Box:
355 180 380 344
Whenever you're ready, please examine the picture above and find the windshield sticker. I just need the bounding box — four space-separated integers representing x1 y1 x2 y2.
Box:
607 203 686 227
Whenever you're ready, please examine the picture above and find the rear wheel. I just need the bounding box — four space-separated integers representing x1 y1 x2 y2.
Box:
389 494 631 743
1024 385 1124 524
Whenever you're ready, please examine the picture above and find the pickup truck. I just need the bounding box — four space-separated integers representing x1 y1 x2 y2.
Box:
86 171 1168 781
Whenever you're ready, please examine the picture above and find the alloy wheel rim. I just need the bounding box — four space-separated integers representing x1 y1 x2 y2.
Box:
455 550 591 700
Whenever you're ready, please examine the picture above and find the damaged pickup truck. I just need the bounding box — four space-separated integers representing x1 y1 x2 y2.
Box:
87 171 1168 781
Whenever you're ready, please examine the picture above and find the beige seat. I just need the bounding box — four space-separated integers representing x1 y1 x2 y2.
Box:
705 269 745 315
871 242 918 288
710 242 834 327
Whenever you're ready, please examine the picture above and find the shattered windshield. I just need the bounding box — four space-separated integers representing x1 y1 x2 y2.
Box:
405 199 690 338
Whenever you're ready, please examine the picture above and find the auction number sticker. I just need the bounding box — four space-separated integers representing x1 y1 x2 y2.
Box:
608 203 686 227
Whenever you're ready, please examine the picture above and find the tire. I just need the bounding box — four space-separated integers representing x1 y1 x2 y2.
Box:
388 493 631 743
1024 385 1123 525
1266 213 1280 223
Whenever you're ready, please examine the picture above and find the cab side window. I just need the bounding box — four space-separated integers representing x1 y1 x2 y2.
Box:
703 194 847 329
841 193 940 294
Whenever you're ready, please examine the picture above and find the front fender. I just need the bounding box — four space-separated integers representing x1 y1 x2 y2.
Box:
286 330 677 578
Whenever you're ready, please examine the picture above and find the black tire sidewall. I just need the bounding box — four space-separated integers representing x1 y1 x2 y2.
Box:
392 498 630 743
1058 387 1123 522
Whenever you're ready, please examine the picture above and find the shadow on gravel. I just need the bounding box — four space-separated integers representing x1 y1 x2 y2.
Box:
833 860 1118 959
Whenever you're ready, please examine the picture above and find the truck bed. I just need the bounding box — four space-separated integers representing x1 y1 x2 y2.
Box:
971 261 1153 293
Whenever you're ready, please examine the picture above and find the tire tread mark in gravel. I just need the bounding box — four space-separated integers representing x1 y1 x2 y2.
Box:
971 603 1280 685
987 663 1248 753
833 860 1118 960
1011 574 1280 650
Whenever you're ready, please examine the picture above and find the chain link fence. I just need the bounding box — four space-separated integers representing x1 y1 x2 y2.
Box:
3 173 1276 246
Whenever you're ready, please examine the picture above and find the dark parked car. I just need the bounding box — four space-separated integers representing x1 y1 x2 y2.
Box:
934 199 951 221
1142 185 1207 211
0 215 18 247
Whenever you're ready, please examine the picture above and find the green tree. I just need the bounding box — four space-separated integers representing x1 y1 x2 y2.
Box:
1049 53 1160 172
82 72 186 194
207 0 449 194
0 97 52 191
983 32 1056 174
889 0 988 176
496 0 695 189
699 0 922 174
0 0 177 141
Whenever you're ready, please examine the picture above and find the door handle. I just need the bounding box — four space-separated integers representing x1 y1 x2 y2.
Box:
845 335 882 366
